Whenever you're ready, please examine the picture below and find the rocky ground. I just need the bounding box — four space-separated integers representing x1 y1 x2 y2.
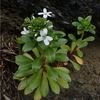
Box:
1 0 100 100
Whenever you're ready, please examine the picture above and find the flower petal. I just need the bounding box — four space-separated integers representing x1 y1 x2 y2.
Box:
21 31 26 34
43 28 48 35
44 39 49 45
23 27 26 31
37 37 43 42
43 8 47 13
46 36 53 41
38 12 44 15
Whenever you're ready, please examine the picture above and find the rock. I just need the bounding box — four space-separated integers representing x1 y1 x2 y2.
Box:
1 0 100 35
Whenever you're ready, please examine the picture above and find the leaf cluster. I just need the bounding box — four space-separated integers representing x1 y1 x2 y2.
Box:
13 14 96 100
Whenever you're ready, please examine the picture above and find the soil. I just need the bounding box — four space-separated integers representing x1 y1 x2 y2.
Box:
1 0 100 100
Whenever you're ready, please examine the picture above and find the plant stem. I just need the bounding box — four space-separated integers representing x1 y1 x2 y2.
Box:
81 31 84 39
68 45 78 58
42 57 46 71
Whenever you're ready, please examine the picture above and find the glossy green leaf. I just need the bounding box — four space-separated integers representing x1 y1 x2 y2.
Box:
44 47 55 63
56 53 69 62
21 35 31 43
71 41 77 51
77 49 83 57
89 28 96 34
78 17 84 22
83 36 95 42
18 78 28 90
55 69 71 82
24 86 33 95
22 17 31 26
54 67 70 74
32 56 44 72
68 34 76 41
18 63 32 71
23 53 34 60
17 37 24 44
85 15 92 22
57 77 69 89
29 69 43 91
61 45 71 51
34 86 42 100
15 55 34 65
77 30 83 35
13 69 34 78
70 60 80 70
45 65 58 81
79 42 88 48
72 22 80 27
22 41 36 52
56 48 68 54
32 47 40 57
41 72 49 97
54 31 66 38
48 77 60 94
50 38 67 48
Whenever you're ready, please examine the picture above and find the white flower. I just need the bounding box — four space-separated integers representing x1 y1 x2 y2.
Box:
37 28 53 45
21 27 29 34
38 8 52 18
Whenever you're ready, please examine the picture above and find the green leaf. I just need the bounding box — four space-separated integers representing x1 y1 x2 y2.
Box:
77 25 83 30
71 41 77 52
22 41 36 52
18 78 28 90
13 69 34 78
32 56 44 72
41 72 49 97
89 28 96 34
85 15 92 22
22 17 31 26
15 55 33 65
57 77 69 89
29 69 43 91
48 77 60 94
24 86 33 95
21 35 31 43
78 17 84 22
77 30 83 35
18 64 32 71
83 36 95 42
55 69 71 82
56 48 68 54
17 37 24 44
23 53 34 60
68 34 76 41
72 22 80 27
54 67 70 74
61 45 71 51
76 39 88 48
56 53 69 62
79 42 88 48
70 60 80 70
34 86 42 100
44 47 55 63
45 65 58 81
77 49 83 57
50 38 67 48
53 31 66 38
32 47 40 57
